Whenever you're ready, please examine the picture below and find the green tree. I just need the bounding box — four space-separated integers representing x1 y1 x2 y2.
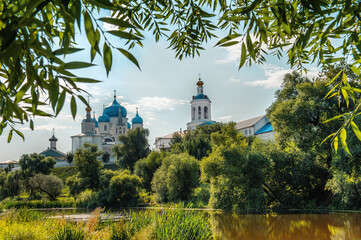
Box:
108 170 142 207
101 152 110 164
66 175 85 197
19 153 56 179
28 174 63 200
66 152 74 165
113 128 150 171
1 170 21 198
251 139 330 209
74 143 103 190
267 71 345 164
134 151 165 193
152 153 200 202
201 124 269 211
182 123 223 160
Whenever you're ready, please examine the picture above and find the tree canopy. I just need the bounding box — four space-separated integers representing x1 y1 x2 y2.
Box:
2 0 361 146
113 127 150 171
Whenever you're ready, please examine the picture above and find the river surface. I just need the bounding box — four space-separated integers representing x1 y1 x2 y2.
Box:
211 212 361 240
49 209 361 239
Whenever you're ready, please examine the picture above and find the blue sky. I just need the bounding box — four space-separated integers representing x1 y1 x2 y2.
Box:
0 19 320 162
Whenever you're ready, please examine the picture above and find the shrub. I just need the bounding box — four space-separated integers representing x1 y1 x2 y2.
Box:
108 170 142 207
152 153 200 203
76 189 96 208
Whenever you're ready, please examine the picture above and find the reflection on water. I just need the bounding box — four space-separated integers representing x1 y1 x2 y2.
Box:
211 212 361 240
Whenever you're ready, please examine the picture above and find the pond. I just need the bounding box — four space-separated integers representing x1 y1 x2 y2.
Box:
211 212 361 240
46 208 361 239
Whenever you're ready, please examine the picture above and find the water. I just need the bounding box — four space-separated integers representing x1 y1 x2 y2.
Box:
47 209 361 239
211 212 361 240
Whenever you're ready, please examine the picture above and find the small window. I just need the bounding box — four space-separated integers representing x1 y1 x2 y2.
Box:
198 106 201 119
192 107 195 120
104 125 107 131
204 106 208 119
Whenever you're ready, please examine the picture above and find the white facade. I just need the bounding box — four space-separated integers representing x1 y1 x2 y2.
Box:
155 131 185 151
236 115 275 140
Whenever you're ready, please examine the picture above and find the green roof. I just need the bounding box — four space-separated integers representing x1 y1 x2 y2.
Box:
39 148 65 157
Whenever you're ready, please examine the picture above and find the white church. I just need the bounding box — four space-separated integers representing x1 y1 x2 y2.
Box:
154 77 275 151
71 91 144 154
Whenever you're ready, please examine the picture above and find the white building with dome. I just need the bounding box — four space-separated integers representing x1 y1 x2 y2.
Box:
71 91 144 153
186 78 215 130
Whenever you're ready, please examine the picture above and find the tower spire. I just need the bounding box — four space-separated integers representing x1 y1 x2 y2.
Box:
136 107 138 115
114 90 116 99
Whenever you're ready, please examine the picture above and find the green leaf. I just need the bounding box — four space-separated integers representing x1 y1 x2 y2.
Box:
30 119 34 130
321 132 335 145
14 130 24 141
340 128 351 155
61 61 95 69
71 77 101 83
351 121 361 141
56 90 66 116
219 41 239 47
7 130 13 143
333 136 338 153
71 96 77 119
53 47 84 55
103 43 112 76
239 42 247 69
326 70 342 86
118 48 141 70
98 17 135 28
351 66 360 76
341 88 349 108
108 30 142 40
84 11 96 47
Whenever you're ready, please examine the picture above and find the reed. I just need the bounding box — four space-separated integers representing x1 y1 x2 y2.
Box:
0 205 213 240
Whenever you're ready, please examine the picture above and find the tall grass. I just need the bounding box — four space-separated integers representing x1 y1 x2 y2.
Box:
0 205 213 240
0 197 76 209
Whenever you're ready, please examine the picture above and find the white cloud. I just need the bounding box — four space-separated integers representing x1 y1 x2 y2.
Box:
19 124 73 132
228 76 241 84
244 65 319 88
215 43 242 64
135 97 188 111
103 22 118 31
217 115 233 122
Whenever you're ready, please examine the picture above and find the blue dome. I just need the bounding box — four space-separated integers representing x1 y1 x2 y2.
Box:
104 99 127 117
132 113 143 124
98 113 110 122
194 94 209 100
127 122 131 129
93 117 99 127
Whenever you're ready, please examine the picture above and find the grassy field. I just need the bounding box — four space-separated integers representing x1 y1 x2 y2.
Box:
0 206 212 240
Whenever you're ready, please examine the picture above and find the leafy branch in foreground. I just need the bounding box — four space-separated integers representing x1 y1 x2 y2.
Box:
0 0 218 140
215 0 361 151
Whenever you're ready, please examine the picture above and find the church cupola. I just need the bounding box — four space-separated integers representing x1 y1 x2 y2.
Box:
196 78 204 95
132 107 144 129
49 129 58 149
81 103 96 134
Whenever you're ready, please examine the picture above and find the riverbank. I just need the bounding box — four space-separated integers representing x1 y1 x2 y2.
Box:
0 207 212 240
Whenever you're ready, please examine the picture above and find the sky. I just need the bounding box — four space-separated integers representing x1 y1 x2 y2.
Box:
0 17 320 162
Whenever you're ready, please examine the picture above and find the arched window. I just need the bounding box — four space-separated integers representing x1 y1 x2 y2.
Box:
204 106 208 119
192 107 195 120
198 106 201 119
116 128 118 134
104 125 107 131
